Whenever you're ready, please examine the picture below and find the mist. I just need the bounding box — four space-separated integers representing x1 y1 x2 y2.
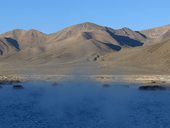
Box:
0 80 170 128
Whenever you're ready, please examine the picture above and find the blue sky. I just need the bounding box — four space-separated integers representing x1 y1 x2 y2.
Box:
0 0 170 34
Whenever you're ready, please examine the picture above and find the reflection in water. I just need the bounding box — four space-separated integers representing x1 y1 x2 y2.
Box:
0 80 170 128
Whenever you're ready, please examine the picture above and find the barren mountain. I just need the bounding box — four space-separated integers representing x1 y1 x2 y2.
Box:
1 29 47 48
0 37 20 55
141 24 170 38
101 38 170 74
140 25 170 45
0 22 146 62
0 22 170 75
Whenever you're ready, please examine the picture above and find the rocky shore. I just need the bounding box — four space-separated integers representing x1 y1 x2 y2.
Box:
91 75 170 84
1 74 170 85
0 75 23 85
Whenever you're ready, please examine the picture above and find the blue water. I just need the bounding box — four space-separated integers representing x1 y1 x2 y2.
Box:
0 80 170 128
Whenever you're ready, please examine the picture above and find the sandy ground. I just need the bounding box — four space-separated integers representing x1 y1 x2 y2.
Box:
0 59 170 84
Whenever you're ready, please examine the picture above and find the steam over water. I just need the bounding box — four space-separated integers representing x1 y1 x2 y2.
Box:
0 80 170 128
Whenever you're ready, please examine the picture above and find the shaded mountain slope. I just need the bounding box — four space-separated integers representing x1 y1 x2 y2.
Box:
1 29 47 49
141 24 170 39
101 39 170 74
0 22 170 75
48 22 146 48
0 22 147 63
0 37 20 55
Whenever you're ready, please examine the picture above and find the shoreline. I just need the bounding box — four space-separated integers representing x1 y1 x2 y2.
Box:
0 74 170 85
92 75 170 84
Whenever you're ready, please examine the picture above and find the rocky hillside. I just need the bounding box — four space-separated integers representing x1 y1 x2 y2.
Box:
0 22 147 62
0 22 170 75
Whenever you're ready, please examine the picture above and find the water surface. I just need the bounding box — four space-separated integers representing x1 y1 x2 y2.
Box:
0 80 170 128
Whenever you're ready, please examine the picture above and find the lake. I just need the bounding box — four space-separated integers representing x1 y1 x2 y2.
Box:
0 80 170 128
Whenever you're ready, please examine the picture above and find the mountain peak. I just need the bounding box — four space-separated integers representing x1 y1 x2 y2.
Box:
116 27 134 35
121 27 131 30
69 22 105 32
141 24 170 38
27 29 46 34
78 22 98 26
4 28 46 36
49 22 106 41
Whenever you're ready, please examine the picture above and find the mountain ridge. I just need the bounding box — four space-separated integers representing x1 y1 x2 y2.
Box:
0 22 146 59
0 22 170 75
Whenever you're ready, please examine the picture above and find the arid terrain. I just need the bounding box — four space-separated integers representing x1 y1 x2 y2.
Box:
0 22 170 78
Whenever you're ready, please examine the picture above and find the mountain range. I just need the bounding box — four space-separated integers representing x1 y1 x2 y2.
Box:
0 22 170 75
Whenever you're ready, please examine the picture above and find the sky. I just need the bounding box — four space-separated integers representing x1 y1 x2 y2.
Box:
0 0 170 34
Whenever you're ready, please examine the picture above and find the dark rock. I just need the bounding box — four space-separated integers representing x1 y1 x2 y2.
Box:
139 85 166 91
9 80 21 85
13 85 24 90
103 84 110 87
151 80 157 84
0 80 21 85
161 81 166 84
0 81 8 85
52 82 59 86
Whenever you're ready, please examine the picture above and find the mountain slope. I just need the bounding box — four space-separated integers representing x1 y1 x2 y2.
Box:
140 25 170 45
0 22 170 75
0 37 20 55
141 24 170 39
1 29 47 49
0 22 146 63
48 22 146 48
101 39 170 74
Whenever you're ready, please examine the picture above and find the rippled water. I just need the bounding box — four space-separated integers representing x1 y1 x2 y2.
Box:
0 80 170 128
